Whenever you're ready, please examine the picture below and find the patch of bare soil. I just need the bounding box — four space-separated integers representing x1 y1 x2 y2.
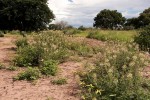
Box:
0 62 81 100
0 37 16 66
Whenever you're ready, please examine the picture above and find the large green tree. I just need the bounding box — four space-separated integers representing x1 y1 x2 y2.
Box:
0 0 54 31
138 7 150 27
93 9 125 29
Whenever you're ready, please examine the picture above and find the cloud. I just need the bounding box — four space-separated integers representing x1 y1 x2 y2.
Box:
68 0 73 2
48 0 150 27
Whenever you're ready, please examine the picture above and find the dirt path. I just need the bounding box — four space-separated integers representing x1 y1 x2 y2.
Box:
0 37 16 66
0 36 81 100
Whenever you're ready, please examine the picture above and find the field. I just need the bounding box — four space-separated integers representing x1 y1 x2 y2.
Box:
0 30 150 100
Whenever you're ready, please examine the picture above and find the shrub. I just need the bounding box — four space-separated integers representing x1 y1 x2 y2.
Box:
0 63 5 69
134 24 150 52
79 43 150 100
78 26 86 31
51 78 67 85
14 45 42 67
7 66 17 71
14 67 41 81
40 60 58 76
0 31 4 37
15 38 28 48
87 31 107 41
33 31 68 63
67 42 94 57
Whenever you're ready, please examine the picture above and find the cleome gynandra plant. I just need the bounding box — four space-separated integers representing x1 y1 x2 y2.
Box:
13 31 68 80
14 31 68 67
79 42 150 100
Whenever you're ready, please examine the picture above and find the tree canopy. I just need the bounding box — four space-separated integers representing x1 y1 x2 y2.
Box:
126 7 150 29
93 9 125 29
0 0 54 31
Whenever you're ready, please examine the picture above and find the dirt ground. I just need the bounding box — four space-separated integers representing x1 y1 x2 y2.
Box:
0 36 81 100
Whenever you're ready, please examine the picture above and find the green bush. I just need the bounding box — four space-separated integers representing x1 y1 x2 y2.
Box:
134 24 150 52
14 46 42 67
51 78 67 85
0 31 4 37
14 67 41 81
40 60 58 76
79 43 150 100
33 31 68 63
0 63 5 69
7 66 17 71
15 38 28 48
14 31 68 67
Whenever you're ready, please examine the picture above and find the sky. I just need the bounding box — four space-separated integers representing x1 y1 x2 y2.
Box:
48 0 150 27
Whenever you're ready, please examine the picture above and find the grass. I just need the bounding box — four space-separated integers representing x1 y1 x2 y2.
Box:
87 30 137 42
51 78 67 85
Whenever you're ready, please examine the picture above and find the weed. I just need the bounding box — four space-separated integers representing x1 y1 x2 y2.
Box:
15 38 28 48
7 66 17 71
0 63 5 69
40 60 58 76
0 31 4 37
79 42 150 100
14 67 41 81
51 78 67 85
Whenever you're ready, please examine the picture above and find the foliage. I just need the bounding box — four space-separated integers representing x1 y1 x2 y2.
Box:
7 66 17 71
14 45 42 67
40 60 58 76
78 26 86 31
63 29 81 35
51 78 67 85
33 31 68 63
14 67 41 81
14 31 68 67
134 24 150 52
125 18 139 29
79 42 150 100
0 31 4 37
0 63 5 69
0 0 54 31
15 38 28 48
87 30 136 42
93 9 125 29
67 42 94 57
138 7 150 28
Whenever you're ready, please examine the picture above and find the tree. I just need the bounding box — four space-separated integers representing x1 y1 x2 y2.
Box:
125 18 139 29
138 7 150 27
93 9 126 29
0 0 54 31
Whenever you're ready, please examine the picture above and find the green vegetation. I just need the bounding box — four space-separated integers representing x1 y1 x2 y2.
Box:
7 66 17 71
14 67 41 81
15 38 28 48
51 78 67 85
0 0 54 31
94 9 125 29
79 42 150 100
0 31 4 37
40 60 58 76
0 63 5 69
134 24 150 52
87 30 137 42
